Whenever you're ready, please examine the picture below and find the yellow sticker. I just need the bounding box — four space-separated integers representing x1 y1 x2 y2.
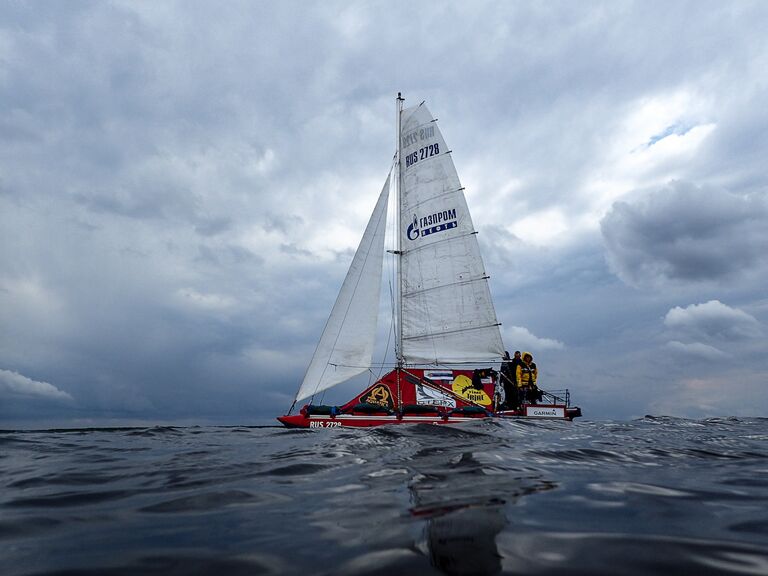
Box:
451 375 492 406
360 384 394 409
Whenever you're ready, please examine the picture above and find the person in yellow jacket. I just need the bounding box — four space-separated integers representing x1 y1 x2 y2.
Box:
516 352 541 404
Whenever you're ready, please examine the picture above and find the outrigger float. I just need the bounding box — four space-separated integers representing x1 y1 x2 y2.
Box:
278 368 581 428
278 95 581 428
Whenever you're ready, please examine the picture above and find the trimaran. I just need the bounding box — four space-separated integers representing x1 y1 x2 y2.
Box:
278 94 581 428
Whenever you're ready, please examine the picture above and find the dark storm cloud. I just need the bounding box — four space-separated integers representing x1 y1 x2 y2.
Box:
601 181 768 287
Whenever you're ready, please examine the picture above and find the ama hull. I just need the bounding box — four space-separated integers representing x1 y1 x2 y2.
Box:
277 412 492 429
277 405 580 429
278 369 581 428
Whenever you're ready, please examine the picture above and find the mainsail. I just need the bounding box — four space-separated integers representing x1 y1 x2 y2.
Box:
294 173 391 402
398 104 504 364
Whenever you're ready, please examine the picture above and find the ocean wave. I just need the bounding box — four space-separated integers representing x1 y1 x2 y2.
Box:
2 418 767 575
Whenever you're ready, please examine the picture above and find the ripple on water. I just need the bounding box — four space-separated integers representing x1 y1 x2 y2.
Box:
259 463 331 476
6 489 134 508
139 490 259 513
24 554 287 576
498 531 768 576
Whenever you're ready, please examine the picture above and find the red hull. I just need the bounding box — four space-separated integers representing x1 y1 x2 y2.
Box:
277 412 490 428
278 369 580 428
277 406 580 428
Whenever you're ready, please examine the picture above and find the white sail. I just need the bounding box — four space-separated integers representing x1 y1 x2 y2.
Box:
295 173 391 402
398 104 504 364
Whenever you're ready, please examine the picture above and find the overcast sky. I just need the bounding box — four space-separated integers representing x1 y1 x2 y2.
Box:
2 1 767 427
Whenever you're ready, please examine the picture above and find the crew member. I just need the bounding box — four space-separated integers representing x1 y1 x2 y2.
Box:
516 352 540 404
500 351 522 409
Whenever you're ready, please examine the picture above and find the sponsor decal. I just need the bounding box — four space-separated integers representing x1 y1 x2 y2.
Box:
416 384 456 408
360 384 394 410
526 406 565 418
451 375 492 406
406 208 458 241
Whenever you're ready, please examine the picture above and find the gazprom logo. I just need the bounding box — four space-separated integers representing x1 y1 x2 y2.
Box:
406 215 420 240
406 208 458 241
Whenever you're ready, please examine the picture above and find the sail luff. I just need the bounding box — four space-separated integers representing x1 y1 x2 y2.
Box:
395 93 404 367
294 172 391 402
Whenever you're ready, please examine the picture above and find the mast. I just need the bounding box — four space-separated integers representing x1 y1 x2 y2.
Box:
395 92 404 368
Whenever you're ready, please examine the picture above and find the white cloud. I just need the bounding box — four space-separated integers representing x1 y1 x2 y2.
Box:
0 369 73 401
502 326 564 353
175 288 236 311
664 300 762 341
586 89 716 215
666 340 728 359
509 208 569 247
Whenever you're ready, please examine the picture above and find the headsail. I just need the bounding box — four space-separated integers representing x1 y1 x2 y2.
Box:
295 173 391 402
398 104 504 364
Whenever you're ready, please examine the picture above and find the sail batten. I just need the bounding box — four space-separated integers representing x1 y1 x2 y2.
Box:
403 275 492 298
407 187 465 210
401 231 482 256
403 322 503 341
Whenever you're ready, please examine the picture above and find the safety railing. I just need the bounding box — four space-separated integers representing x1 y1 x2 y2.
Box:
540 388 571 406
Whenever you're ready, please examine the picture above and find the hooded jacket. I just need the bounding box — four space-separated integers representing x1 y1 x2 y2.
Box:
515 352 538 387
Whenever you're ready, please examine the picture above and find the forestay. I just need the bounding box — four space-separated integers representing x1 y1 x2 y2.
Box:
399 104 504 364
295 174 391 402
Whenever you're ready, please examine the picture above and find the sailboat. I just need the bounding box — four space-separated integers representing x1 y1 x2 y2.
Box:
278 94 581 428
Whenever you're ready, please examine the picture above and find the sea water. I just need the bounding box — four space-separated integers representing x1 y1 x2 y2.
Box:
1 417 767 576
